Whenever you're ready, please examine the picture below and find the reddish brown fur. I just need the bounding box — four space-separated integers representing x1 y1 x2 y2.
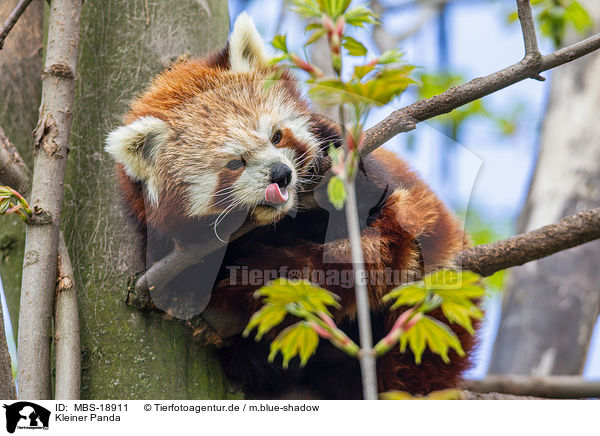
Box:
113 44 477 398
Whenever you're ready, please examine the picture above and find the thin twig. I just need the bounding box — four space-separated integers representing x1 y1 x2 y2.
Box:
360 32 600 155
457 207 600 277
0 126 30 194
17 0 81 400
464 376 600 399
516 0 540 58
345 180 378 400
0 0 34 50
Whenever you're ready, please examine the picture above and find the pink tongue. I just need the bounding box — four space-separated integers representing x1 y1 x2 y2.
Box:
265 183 289 204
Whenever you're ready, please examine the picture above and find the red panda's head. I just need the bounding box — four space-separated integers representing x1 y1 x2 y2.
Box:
106 14 336 234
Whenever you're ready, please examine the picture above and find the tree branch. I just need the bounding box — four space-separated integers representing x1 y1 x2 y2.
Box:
464 376 600 399
458 390 545 400
360 32 600 155
54 233 80 400
17 0 81 400
0 126 30 194
129 221 256 308
0 0 34 50
516 0 540 59
457 207 600 277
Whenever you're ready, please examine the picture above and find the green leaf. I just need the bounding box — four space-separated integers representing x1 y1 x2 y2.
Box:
272 35 288 53
305 28 327 47
528 0 593 46
243 305 288 340
290 0 322 18
343 36 367 56
268 322 320 368
381 388 463 400
424 269 481 289
379 49 405 65
0 199 10 214
382 284 430 309
400 316 464 364
507 10 519 23
565 1 593 33
309 65 416 108
353 63 375 80
254 278 341 315
305 22 322 32
327 176 346 210
384 270 484 308
440 299 482 335
344 5 378 27
267 55 289 67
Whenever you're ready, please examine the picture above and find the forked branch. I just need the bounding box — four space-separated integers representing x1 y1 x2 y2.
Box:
360 32 600 155
0 0 34 50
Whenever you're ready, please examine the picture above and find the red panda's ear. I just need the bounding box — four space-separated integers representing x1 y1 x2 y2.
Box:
105 116 169 205
229 12 269 72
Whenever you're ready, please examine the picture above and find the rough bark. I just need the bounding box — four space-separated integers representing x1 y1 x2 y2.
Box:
63 0 239 399
458 208 600 277
18 0 81 400
0 0 42 339
489 0 600 375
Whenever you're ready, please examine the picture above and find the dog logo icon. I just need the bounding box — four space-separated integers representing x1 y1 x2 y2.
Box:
3 402 50 433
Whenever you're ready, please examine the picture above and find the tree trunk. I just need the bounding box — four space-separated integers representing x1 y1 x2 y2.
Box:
63 0 239 398
489 1 600 375
0 0 43 337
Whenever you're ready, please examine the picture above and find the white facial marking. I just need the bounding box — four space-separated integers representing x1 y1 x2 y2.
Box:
187 172 219 216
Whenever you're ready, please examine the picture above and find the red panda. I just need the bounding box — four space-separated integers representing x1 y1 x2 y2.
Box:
106 13 476 399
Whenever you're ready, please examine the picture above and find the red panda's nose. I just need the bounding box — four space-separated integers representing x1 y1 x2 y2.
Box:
270 162 292 188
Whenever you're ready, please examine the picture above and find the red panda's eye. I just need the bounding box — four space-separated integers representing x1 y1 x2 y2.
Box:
271 130 282 145
226 159 245 171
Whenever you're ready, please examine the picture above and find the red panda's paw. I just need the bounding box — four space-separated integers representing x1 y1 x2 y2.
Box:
375 186 466 270
187 316 226 348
